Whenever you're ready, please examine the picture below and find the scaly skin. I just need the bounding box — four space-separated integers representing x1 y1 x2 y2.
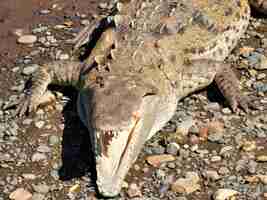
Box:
15 0 259 197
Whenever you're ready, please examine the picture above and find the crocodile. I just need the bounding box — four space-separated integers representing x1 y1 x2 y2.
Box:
14 0 265 197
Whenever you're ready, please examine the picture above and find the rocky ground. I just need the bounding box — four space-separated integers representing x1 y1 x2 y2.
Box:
0 1 267 200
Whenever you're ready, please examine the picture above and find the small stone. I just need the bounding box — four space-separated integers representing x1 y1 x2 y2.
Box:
22 119 33 125
99 2 108 9
127 183 142 198
31 153 47 162
218 167 230 175
146 154 176 167
211 156 221 162
204 102 221 111
257 175 267 184
255 54 267 70
22 174 36 180
81 19 90 26
37 145 51 153
22 64 40 75
219 146 233 155
248 160 258 174
166 142 180 155
213 189 239 200
59 54 69 60
9 188 32 200
31 193 45 200
48 135 60 146
69 184 81 193
171 172 200 194
241 141 256 152
32 184 50 194
257 73 266 80
256 155 267 162
204 170 221 181
222 108 232 114
39 9 50 15
18 35 37 44
35 121 45 129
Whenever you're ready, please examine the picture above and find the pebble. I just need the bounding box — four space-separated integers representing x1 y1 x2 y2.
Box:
22 173 36 180
35 121 45 129
221 108 232 114
211 156 222 162
127 183 142 198
22 64 39 75
203 170 221 181
39 9 50 15
32 184 50 194
31 193 45 200
37 145 51 153
166 142 180 155
9 188 32 200
31 153 47 162
146 154 175 167
213 189 239 200
59 53 69 60
255 54 267 70
48 135 60 146
17 35 37 44
171 172 200 194
256 155 267 162
22 119 33 125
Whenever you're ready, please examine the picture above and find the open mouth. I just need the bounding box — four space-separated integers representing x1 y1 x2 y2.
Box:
95 113 142 197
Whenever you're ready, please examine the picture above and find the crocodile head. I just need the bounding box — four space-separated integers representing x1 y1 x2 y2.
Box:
77 74 163 197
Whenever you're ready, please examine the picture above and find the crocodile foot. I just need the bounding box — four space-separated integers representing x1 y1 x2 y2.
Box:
16 90 56 116
215 65 249 113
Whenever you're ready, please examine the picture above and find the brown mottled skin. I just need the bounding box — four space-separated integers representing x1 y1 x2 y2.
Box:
14 0 266 197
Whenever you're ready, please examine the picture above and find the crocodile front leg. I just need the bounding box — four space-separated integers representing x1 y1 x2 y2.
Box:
215 64 249 112
16 61 84 116
178 59 248 113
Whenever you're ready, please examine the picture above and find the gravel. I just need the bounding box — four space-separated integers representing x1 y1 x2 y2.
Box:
0 1 267 200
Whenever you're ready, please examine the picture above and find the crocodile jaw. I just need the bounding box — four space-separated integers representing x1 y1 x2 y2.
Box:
94 95 160 197
77 90 161 197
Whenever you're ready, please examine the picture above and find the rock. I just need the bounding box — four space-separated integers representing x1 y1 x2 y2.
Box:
22 174 36 180
203 170 221 181
31 193 45 200
166 142 180 155
211 156 221 162
69 184 81 193
22 64 40 75
248 160 258 174
48 135 60 146
59 54 69 60
31 153 47 162
9 188 32 200
37 145 51 153
32 184 50 194
213 189 239 200
221 108 232 114
35 121 45 129
256 155 267 162
146 154 176 167
254 54 267 70
17 35 37 44
39 9 50 15
127 183 142 198
241 140 256 152
171 172 200 194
